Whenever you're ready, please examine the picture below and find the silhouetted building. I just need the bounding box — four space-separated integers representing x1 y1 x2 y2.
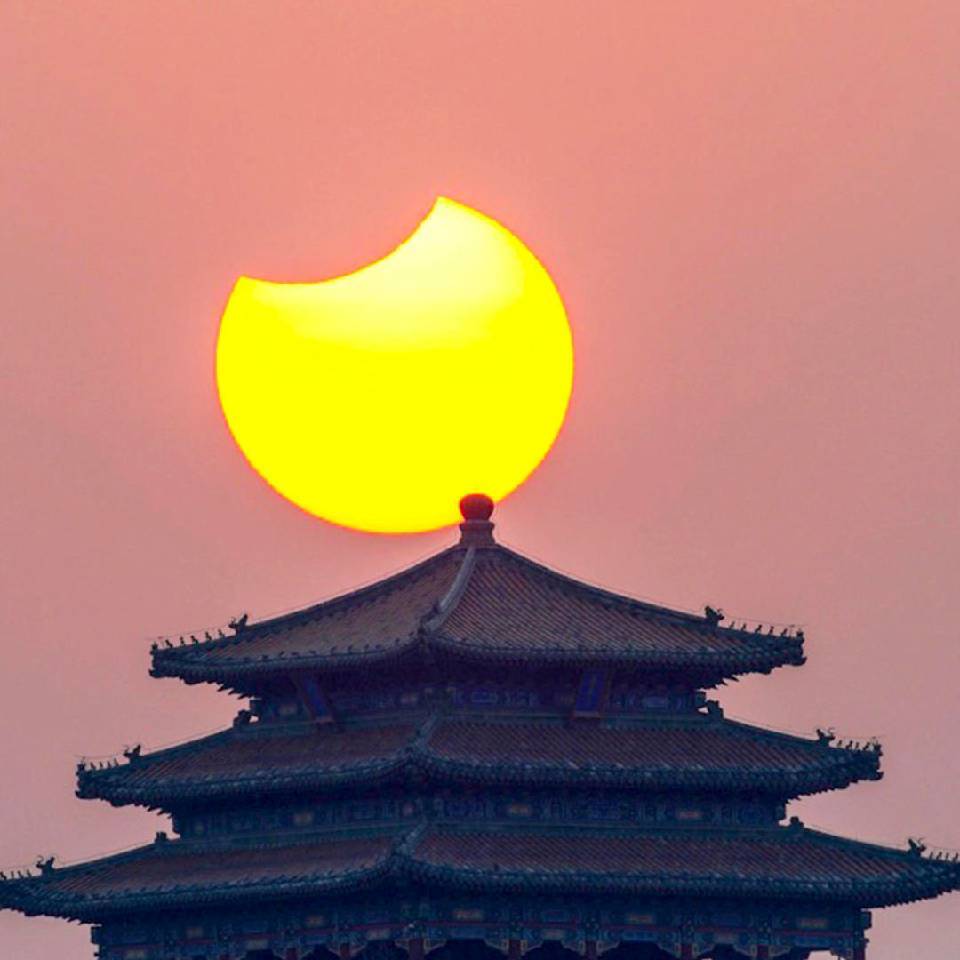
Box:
2 496 957 959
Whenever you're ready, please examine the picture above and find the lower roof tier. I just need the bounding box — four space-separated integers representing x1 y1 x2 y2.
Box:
76 714 881 808
3 823 957 922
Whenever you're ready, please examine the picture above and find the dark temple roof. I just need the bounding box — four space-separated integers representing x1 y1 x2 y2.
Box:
407 825 960 906
3 824 956 921
150 533 805 687
77 714 880 808
0 834 391 921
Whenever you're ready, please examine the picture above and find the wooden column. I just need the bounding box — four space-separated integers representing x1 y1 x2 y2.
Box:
756 947 770 960
286 948 301 960
508 940 522 960
339 943 353 960
584 941 597 960
679 945 694 960
407 938 425 960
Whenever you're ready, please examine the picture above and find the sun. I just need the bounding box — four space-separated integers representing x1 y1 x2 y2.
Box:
215 197 573 533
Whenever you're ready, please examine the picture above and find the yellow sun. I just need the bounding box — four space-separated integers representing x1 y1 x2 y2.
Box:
216 197 573 533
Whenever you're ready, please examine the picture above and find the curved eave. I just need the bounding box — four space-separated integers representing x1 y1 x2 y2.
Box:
0 861 389 923
418 751 881 796
150 637 420 684
402 856 958 908
151 633 805 689
76 757 406 806
427 631 805 675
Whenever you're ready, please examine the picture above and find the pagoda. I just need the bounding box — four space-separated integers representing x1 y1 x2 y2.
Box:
2 495 957 959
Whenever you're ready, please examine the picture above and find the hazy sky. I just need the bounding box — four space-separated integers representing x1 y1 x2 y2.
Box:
2 3 959 957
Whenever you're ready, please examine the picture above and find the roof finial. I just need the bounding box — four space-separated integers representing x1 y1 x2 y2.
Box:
458 493 495 547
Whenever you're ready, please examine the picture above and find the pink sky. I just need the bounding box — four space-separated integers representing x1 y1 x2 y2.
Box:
2 3 959 957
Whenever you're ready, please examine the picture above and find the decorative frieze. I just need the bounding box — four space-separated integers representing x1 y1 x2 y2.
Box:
255 681 704 727
92 896 867 960
174 792 782 840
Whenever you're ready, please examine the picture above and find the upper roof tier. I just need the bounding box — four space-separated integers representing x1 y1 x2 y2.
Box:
151 499 805 689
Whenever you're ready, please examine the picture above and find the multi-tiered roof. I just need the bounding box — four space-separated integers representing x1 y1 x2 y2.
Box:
2 496 956 960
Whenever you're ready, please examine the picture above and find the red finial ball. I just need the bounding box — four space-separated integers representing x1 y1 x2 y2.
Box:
459 493 494 522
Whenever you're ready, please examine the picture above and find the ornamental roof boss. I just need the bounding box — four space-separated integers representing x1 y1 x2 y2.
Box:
2 495 957 960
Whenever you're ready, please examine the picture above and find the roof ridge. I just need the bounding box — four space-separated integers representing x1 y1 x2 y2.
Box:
5 841 159 883
795 823 960 864
722 716 866 749
76 728 236 792
421 546 477 633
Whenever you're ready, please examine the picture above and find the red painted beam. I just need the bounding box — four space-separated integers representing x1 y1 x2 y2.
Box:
408 938 425 960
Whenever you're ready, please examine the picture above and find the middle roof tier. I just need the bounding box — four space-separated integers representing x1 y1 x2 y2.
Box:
78 712 881 810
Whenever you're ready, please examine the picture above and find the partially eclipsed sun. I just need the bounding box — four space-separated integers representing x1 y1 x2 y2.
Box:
216 197 573 533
